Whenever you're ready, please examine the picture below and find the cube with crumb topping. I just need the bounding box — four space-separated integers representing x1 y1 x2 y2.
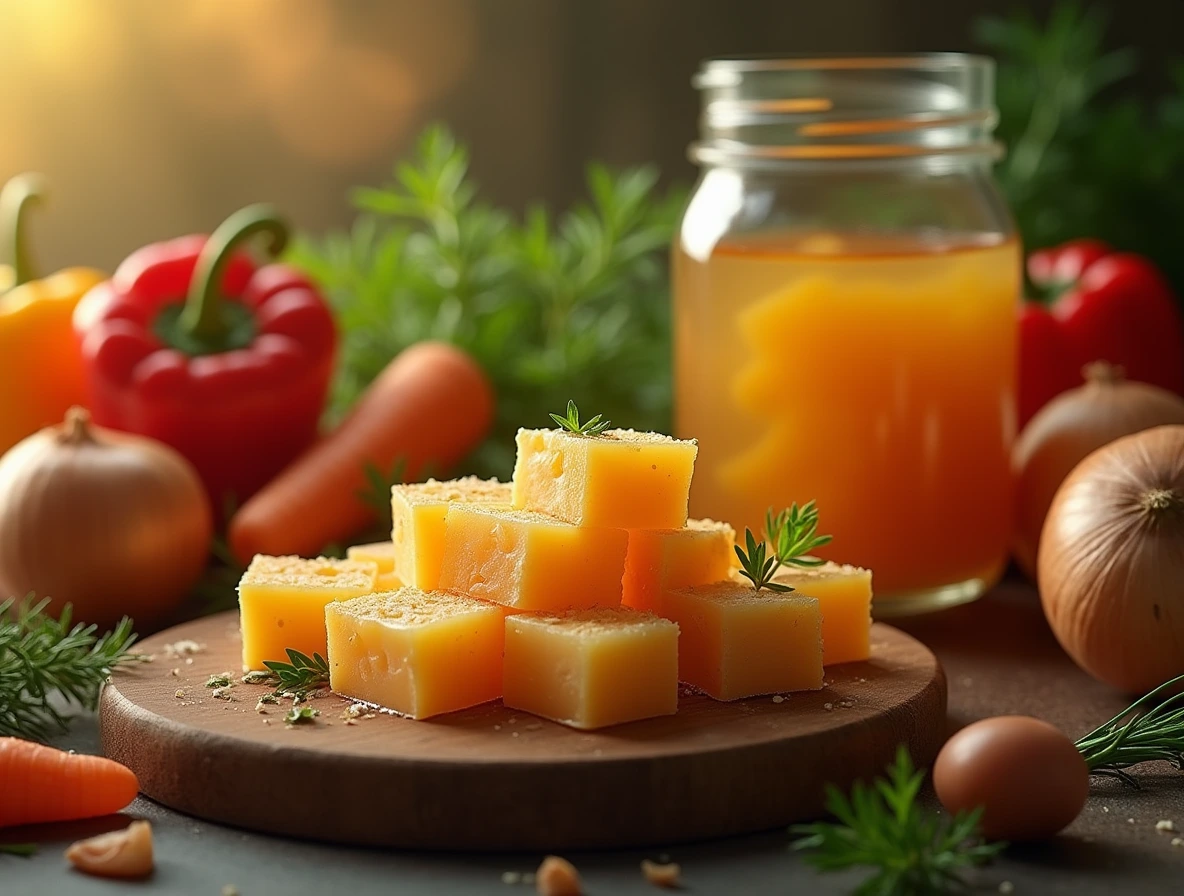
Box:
391 477 511 590
347 541 401 590
237 555 378 670
512 428 697 529
503 608 679 729
326 588 505 719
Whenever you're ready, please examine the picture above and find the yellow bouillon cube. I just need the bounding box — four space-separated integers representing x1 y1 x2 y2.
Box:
769 562 873 666
238 555 378 670
438 505 628 612
347 541 401 591
503 609 679 729
326 589 505 720
391 477 511 590
663 581 823 701
512 428 697 529
621 518 735 613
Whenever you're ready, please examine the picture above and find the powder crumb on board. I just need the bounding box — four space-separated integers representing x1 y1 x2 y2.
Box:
170 668 180 677
998 882 1014 894
1171 838 1184 848
344 703 368 719
536 855 581 896
174 689 186 699
212 687 235 701
185 658 194 665
772 695 785 704
1129 818 1136 824
641 859 681 888
1102 806 1110 813
494 724 502 731
823 703 834 711
511 731 520 738
344 718 357 726
1156 820 1177 833
163 639 204 658
222 886 240 896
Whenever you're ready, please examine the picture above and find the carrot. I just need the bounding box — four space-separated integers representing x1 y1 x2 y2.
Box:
229 341 494 562
0 738 139 828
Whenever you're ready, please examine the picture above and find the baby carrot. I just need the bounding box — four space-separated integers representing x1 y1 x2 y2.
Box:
229 341 494 562
0 738 139 828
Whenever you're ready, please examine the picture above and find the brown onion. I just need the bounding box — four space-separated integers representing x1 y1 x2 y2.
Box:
1014 363 1184 578
0 408 211 630
1039 424 1184 692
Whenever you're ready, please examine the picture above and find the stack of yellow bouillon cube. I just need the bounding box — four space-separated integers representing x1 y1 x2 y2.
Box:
237 417 873 729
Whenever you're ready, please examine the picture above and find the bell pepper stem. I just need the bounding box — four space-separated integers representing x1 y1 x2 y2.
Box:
181 204 289 342
0 173 46 288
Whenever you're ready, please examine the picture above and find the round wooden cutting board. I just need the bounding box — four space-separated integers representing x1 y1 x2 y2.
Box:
100 611 946 851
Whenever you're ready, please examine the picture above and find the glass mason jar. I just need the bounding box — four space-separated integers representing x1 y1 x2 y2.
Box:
674 55 1019 616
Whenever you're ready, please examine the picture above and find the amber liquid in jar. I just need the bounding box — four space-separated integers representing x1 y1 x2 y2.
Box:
675 232 1019 608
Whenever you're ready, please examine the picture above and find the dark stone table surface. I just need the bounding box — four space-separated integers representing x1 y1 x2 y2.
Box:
3 582 1182 895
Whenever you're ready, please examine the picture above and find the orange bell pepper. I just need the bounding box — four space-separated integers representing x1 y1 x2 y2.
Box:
0 174 105 455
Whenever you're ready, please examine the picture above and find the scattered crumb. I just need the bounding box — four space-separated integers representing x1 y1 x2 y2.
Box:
823 703 834 711
206 672 235 689
241 670 272 685
536 855 581 896
212 687 235 701
262 719 271 726
344 718 356 726
258 694 279 705
222 887 241 896
502 871 522 884
362 712 377 720
508 716 518 725
185 658 194 665
494 724 502 731
254 699 269 714
511 731 520 738
174 689 186 699
169 668 180 677
1171 838 1184 848
343 703 367 720
1129 818 1136 824
772 695 785 704
1156 820 1177 833
641 859 681 888
163 639 204 658
1102 806 1110 813
998 882 1014 894
855 677 868 684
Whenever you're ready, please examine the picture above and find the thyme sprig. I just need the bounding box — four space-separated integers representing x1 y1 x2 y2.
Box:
793 746 1004 895
765 500 833 568
550 400 612 437
256 648 330 700
734 528 793 593
0 597 141 741
1075 673 1184 785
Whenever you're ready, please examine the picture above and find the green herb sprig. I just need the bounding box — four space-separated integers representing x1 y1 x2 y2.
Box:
0 844 37 857
256 649 330 700
765 500 833 569
550 400 611 437
793 746 1005 895
288 125 683 480
734 529 793 593
0 597 141 741
1075 673 1184 785
284 705 320 726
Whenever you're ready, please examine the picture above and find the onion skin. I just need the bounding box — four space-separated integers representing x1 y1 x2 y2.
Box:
1039 425 1184 693
1013 364 1184 579
0 409 211 631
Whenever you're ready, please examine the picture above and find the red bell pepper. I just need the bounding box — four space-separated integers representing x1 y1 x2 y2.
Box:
1018 238 1184 428
73 205 336 509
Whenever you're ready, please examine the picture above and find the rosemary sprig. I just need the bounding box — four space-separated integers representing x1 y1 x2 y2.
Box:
765 500 833 568
0 597 141 741
734 528 793 593
0 843 37 857
1075 673 1184 785
550 400 611 437
257 648 330 699
793 746 1005 895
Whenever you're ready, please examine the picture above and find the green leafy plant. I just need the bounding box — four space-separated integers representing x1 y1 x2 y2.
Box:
981 2 1184 297
1074 672 1184 785
257 648 330 700
0 597 140 741
288 125 685 480
793 746 1004 895
765 501 832 569
734 528 794 593
550 400 612 437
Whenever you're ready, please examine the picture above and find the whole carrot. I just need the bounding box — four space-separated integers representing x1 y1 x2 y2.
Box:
0 738 139 827
229 341 494 562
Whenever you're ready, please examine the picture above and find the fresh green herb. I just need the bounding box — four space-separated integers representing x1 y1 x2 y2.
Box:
205 672 233 689
550 400 612 437
257 693 279 706
979 2 1184 299
241 670 272 685
793 746 1004 895
0 843 37 857
288 125 684 480
284 705 320 726
1075 672 1184 785
765 501 833 569
258 649 331 699
0 597 141 741
734 529 794 593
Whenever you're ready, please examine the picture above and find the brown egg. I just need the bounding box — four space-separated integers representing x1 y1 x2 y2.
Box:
933 716 1089 841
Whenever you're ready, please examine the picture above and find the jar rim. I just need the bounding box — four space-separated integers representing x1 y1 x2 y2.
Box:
695 52 992 82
